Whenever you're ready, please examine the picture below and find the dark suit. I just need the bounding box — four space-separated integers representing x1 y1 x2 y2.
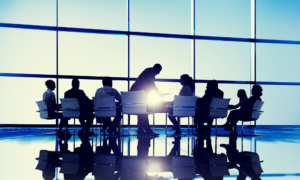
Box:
64 88 95 131
196 88 224 135
130 67 158 133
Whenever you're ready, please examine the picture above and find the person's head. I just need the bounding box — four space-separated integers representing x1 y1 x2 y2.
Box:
180 74 190 85
72 78 80 89
153 64 162 75
237 89 247 99
252 84 263 97
45 80 56 91
207 80 218 90
102 77 112 87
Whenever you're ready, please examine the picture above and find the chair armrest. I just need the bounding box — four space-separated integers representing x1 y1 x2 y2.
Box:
61 108 80 110
94 107 116 109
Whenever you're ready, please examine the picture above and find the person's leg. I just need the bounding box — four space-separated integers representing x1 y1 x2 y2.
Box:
110 109 122 134
205 117 214 135
78 118 86 135
143 115 159 135
197 117 205 136
168 115 180 133
137 115 146 134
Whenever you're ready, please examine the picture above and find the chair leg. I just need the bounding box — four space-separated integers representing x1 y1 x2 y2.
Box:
165 113 167 135
242 121 244 136
74 118 75 135
188 117 190 135
215 118 218 136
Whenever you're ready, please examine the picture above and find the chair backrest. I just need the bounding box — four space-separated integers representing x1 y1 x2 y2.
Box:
171 156 196 179
121 91 148 115
208 154 230 177
251 100 264 119
36 101 49 119
60 98 80 118
209 97 231 118
93 154 116 177
59 153 80 174
173 95 197 117
93 96 116 117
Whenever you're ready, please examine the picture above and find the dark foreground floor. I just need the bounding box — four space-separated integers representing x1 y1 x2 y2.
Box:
0 126 300 180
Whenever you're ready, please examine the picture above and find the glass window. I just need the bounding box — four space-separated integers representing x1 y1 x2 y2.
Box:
0 77 56 124
0 0 56 26
0 28 56 75
257 0 300 41
59 0 127 31
257 85 300 125
195 0 251 38
195 40 250 81
257 43 300 82
59 32 128 77
130 36 192 79
130 0 191 34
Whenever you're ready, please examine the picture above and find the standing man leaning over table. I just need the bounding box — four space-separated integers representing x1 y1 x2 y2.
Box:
130 64 162 135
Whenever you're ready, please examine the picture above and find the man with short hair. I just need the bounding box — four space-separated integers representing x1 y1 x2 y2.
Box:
95 77 122 134
43 80 70 135
130 64 162 135
64 78 95 136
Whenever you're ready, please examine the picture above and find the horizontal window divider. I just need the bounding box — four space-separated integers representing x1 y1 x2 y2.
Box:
1 23 300 44
2 73 300 86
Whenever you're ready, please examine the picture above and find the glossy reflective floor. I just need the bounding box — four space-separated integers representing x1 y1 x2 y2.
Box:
1 126 300 180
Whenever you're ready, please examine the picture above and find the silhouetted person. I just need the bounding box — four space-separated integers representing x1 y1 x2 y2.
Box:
43 80 70 135
168 74 195 134
221 89 248 128
65 78 95 136
95 77 122 135
223 85 263 135
130 64 162 135
196 80 224 136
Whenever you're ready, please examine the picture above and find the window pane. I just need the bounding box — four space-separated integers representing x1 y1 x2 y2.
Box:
59 32 128 77
257 0 300 41
257 44 300 82
0 28 56 75
59 0 127 31
0 0 56 26
0 77 56 124
196 0 251 38
130 0 191 34
258 85 300 125
195 40 250 81
130 36 192 79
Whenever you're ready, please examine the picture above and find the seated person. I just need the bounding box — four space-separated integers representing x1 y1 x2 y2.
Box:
43 80 70 135
65 78 95 136
196 80 224 136
168 74 194 134
221 89 248 127
223 85 263 134
95 76 122 135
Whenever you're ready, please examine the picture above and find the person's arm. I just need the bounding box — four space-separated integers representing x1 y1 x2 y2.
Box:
146 69 160 95
113 89 122 103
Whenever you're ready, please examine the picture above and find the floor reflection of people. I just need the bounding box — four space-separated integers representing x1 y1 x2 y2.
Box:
65 78 95 136
168 137 181 156
63 136 94 180
194 136 226 180
196 80 224 136
221 137 263 180
130 64 162 135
